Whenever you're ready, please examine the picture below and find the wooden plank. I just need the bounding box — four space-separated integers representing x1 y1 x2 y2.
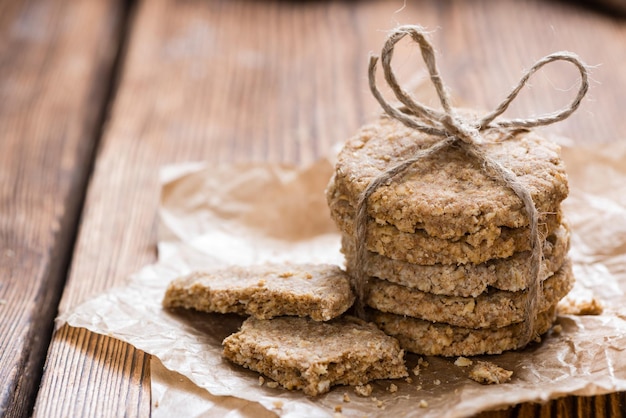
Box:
34 0 626 416
0 0 126 417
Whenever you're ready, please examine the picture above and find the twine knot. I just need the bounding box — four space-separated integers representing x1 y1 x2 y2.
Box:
355 25 588 349
441 114 481 145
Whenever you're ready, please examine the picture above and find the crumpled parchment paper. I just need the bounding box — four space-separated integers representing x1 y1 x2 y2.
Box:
58 140 626 418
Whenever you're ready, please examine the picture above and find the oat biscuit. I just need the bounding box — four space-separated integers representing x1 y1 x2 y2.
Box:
222 316 408 396
335 205 561 265
344 223 569 297
329 183 563 253
370 306 558 357
163 263 354 321
366 259 573 328
327 116 568 240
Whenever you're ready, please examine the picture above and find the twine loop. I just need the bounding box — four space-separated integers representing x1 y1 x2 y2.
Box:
355 25 588 348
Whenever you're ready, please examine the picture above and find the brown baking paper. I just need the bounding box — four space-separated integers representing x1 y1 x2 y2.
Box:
58 141 626 418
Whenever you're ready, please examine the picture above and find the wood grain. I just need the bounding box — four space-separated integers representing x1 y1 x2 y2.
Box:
0 0 124 417
32 0 625 416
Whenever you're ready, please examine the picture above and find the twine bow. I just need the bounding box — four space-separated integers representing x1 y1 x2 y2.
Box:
355 25 588 348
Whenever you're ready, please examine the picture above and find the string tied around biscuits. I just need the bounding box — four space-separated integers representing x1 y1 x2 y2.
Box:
355 25 589 348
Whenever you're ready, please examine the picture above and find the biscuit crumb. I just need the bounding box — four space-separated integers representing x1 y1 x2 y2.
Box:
454 356 473 367
419 400 428 408
552 324 563 334
405 377 413 384
278 271 294 278
266 381 279 389
273 401 283 409
412 365 421 376
258 376 265 386
256 279 265 287
343 393 351 403
415 385 422 391
418 357 429 368
433 379 441 386
304 273 313 279
388 383 398 393
355 384 373 397
334 405 342 412
558 297 603 316
372 397 384 408
469 361 513 385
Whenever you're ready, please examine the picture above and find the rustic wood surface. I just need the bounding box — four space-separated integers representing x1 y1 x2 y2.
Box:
0 0 624 416
0 0 125 416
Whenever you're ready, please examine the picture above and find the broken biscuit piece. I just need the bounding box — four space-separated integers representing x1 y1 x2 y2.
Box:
222 316 408 396
163 263 354 321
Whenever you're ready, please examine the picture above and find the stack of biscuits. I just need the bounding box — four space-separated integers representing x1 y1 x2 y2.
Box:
326 116 574 357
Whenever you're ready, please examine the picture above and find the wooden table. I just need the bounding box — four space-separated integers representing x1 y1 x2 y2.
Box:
2 0 625 416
